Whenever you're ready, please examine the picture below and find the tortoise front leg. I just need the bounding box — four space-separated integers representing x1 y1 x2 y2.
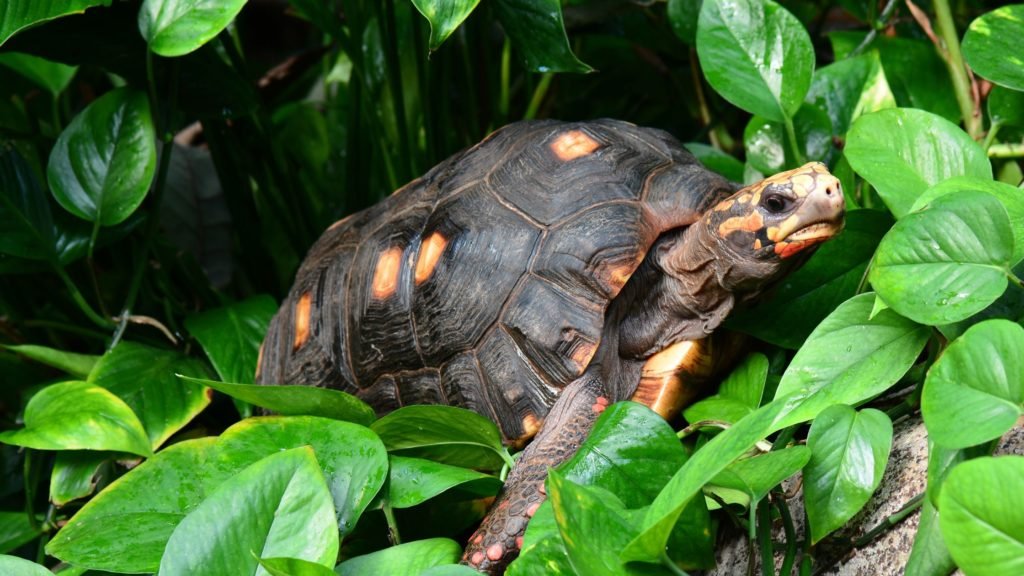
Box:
461 373 609 573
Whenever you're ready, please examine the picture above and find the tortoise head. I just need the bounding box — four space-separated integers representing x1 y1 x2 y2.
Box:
699 162 845 291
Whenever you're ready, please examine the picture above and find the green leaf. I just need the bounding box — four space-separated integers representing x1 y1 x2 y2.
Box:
371 405 510 472
989 86 1024 129
508 502 575 575
50 451 109 505
0 145 57 261
727 209 892 349
869 192 1012 326
696 0 814 121
910 176 1024 265
803 406 892 543
47 88 156 226
685 353 768 424
962 5 1024 91
711 446 810 505
260 557 336 576
773 293 929 428
0 512 42 554
89 342 212 449
684 142 745 182
0 381 151 457
184 377 375 427
494 0 591 73
0 555 52 576
334 538 461 575
138 0 247 57
0 0 110 47
0 52 76 94
939 456 1024 576
184 295 276 384
667 0 702 45
159 447 338 576
905 499 955 576
922 320 1024 449
743 103 831 174
805 51 895 137
420 566 483 576
410 0 480 51
386 456 500 509
5 344 98 379
845 108 992 218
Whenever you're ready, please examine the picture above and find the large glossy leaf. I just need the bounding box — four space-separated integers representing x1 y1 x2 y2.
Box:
727 210 891 349
184 295 276 384
47 88 156 226
805 51 895 137
508 501 574 575
922 320 1024 449
684 143 745 182
939 456 1024 576
260 557 335 576
50 451 109 505
187 377 375 427
905 499 955 576
89 342 212 449
696 0 814 121
386 456 500 509
743 103 831 174
710 446 810 506
494 0 591 73
684 353 767 424
138 0 247 57
410 0 480 51
0 512 42 554
667 0 702 45
159 447 338 576
803 405 892 543
334 538 461 576
0 381 151 457
0 52 76 94
5 344 98 379
870 192 1012 326
845 108 991 218
0 146 57 261
910 176 1024 265
772 293 929 428
0 0 110 46
370 405 511 472
989 86 1024 129
962 5 1024 91
0 555 51 576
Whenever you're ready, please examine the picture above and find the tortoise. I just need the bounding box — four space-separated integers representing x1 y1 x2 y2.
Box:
256 119 844 573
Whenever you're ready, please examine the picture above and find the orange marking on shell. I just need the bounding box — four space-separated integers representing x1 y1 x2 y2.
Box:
292 292 312 350
255 342 265 379
414 232 448 284
371 246 403 300
522 413 542 438
487 544 504 562
717 211 765 237
570 341 598 372
471 552 485 566
550 129 601 161
526 502 540 517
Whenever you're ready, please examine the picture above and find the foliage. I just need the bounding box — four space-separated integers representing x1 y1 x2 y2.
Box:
0 0 1022 575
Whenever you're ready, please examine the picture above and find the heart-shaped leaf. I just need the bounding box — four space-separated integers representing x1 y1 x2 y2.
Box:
159 447 338 576
371 405 512 472
335 538 462 576
50 450 110 505
870 191 1012 325
260 557 335 576
5 344 98 379
803 405 892 543
494 0 591 73
939 456 1024 576
138 0 247 57
922 320 1024 449
697 0 814 121
845 108 991 218
410 0 481 51
685 353 768 425
0 0 110 47
667 0 702 45
548 470 640 575
805 51 895 137
743 103 832 174
386 456 500 509
685 143 745 182
0 146 57 261
184 295 276 384
711 446 810 505
0 555 52 576
0 381 151 457
0 52 76 94
962 5 1024 91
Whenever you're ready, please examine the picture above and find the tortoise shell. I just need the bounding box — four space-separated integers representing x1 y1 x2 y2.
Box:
256 119 736 442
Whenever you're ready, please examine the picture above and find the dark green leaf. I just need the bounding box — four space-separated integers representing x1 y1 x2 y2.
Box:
773 293 929 428
728 210 891 349
939 456 1024 576
0 146 56 262
684 353 768 424
0 555 52 576
989 86 1024 129
5 344 98 379
138 0 247 57
334 538 461 576
0 52 76 94
803 405 892 543
0 0 110 46
47 88 156 226
697 0 814 121
905 499 955 576
410 0 480 51
667 0 702 45
870 192 1012 325
845 108 992 218
494 0 591 73
509 501 574 575
386 455 500 509
260 557 335 576
805 51 894 137
711 446 810 505
922 320 1024 449
743 103 831 174
684 142 744 182
371 405 511 472
50 451 109 505
184 377 375 427
159 447 338 576
0 512 42 554
0 381 151 457
962 5 1024 91
184 295 276 384
89 342 212 449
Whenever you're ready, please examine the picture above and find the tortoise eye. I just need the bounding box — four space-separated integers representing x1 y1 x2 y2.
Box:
763 193 791 214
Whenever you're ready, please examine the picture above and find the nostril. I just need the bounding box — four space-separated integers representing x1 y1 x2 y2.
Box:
824 185 834 197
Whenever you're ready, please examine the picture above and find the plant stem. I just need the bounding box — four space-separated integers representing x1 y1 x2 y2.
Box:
981 122 1003 152
988 142 1024 158
383 502 402 545
678 419 732 439
661 551 691 576
931 0 981 139
757 498 775 576
849 0 899 57
54 265 113 328
775 494 797 576
524 73 553 120
499 37 511 124
783 116 805 165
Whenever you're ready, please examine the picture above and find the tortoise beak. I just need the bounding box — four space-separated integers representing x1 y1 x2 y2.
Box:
769 165 845 258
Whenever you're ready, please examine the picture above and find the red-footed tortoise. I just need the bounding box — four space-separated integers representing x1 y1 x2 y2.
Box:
256 119 844 573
